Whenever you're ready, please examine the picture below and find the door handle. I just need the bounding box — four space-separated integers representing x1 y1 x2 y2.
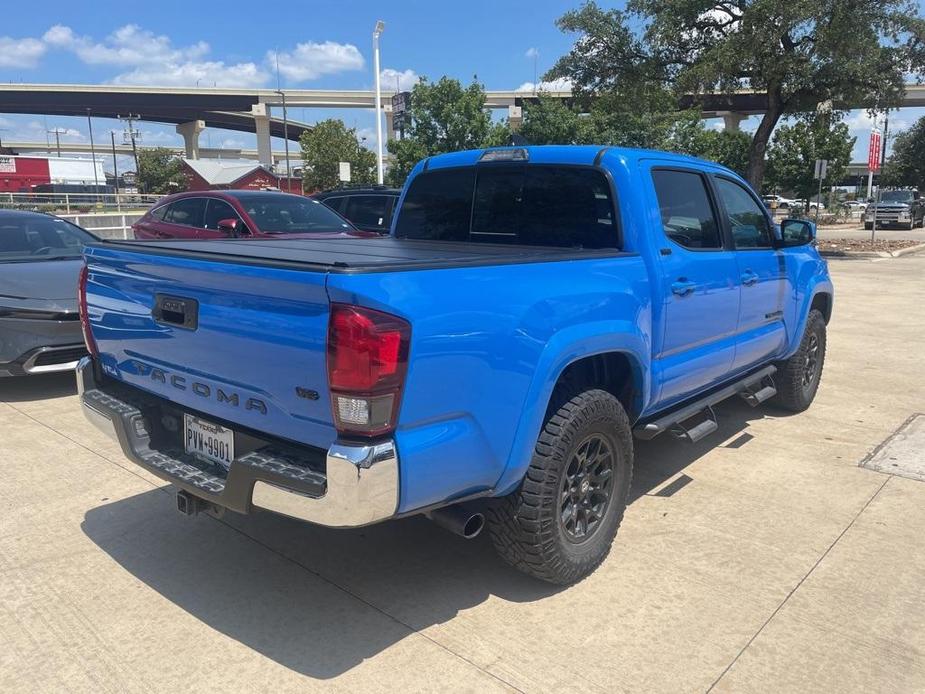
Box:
671 279 697 297
741 270 759 287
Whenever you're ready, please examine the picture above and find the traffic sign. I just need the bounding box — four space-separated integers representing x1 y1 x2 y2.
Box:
813 159 828 180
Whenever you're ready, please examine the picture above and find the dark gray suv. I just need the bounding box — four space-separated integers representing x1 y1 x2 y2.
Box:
312 186 401 234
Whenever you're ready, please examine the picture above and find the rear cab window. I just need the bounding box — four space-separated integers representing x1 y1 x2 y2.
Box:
395 165 618 248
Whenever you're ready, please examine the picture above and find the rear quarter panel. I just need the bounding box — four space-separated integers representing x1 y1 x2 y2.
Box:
327 255 652 512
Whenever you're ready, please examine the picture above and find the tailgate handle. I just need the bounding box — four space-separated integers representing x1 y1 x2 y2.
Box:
153 294 198 330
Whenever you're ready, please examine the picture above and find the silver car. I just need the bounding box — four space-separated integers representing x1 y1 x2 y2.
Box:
0 210 94 376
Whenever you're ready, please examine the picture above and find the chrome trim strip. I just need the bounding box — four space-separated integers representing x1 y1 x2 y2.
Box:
23 345 86 374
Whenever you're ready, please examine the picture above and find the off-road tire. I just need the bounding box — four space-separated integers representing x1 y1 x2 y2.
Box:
772 309 826 412
864 222 873 231
486 389 633 585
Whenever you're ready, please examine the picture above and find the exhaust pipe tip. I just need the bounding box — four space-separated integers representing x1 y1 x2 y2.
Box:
461 512 484 539
427 504 485 539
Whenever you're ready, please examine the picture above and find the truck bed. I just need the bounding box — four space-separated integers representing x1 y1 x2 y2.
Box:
98 236 625 273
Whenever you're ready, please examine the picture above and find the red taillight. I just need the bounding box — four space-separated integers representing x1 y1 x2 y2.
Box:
78 264 98 357
327 304 410 437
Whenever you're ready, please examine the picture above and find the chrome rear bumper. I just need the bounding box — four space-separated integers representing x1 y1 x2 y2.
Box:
76 357 399 527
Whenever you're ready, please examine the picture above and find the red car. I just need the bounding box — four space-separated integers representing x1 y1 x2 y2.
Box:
133 190 375 241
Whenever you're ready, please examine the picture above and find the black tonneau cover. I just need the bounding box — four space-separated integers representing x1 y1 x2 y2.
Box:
96 236 626 273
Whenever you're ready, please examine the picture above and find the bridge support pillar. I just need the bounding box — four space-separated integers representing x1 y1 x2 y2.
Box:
508 104 523 132
252 104 272 166
176 120 205 159
721 112 747 132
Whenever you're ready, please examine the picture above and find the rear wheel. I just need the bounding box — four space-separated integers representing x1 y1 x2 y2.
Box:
486 389 633 585
772 309 826 412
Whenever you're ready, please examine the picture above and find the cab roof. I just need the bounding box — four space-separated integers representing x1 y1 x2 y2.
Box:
422 145 720 171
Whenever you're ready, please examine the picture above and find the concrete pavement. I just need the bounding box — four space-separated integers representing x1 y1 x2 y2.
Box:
1 253 924 692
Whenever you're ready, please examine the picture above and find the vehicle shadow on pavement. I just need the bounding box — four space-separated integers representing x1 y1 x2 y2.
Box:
0 372 76 402
631 397 782 500
81 489 562 679
79 396 778 679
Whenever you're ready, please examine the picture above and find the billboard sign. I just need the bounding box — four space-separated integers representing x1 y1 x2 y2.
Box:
0 156 15 173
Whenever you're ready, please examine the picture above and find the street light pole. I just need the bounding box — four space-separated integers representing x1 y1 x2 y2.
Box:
277 90 290 192
86 109 101 197
373 20 386 185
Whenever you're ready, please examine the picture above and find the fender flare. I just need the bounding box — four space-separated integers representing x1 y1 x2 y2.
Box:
492 321 650 495
785 276 834 357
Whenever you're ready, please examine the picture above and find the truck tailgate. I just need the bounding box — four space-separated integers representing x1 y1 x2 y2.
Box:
84 243 335 449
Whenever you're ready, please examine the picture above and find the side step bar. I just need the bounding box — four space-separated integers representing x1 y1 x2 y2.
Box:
634 365 777 441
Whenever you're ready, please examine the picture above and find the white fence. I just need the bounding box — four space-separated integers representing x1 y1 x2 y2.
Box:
0 191 162 214
59 212 146 239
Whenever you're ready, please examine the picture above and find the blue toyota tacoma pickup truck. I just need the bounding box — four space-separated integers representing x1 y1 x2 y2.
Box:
76 146 833 584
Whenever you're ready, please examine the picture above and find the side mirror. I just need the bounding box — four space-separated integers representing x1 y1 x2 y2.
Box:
217 218 239 236
776 218 815 248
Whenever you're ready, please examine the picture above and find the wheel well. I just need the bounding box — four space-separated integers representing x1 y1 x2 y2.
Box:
547 352 639 420
811 292 832 324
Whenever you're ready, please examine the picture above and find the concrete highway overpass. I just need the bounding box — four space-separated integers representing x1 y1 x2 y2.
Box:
1 83 922 165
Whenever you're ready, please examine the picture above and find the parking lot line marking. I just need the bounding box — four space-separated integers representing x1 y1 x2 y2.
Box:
706 475 892 692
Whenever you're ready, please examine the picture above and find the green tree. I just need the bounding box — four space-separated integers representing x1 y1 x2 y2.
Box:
519 94 597 145
136 147 187 195
766 117 856 199
547 1 925 188
300 119 376 192
688 128 753 177
881 116 925 187
386 76 512 185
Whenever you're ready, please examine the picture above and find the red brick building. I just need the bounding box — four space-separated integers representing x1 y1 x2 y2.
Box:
182 159 301 194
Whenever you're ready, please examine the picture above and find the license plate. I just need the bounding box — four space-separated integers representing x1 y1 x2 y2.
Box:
184 414 234 469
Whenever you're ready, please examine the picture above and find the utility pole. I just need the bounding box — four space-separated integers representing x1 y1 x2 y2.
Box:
110 130 120 196
86 109 101 198
119 114 141 193
47 128 63 157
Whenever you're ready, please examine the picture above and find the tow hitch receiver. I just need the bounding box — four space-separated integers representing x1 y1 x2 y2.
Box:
176 489 211 516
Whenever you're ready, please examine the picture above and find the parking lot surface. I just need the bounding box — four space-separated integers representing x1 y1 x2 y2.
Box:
2 253 924 693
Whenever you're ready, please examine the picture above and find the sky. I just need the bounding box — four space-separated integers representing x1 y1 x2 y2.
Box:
0 0 921 172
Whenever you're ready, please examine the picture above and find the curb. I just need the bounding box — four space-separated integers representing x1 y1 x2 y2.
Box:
819 242 925 260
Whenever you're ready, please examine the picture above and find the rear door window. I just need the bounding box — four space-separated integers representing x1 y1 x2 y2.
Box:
396 166 617 248
651 170 722 250
164 198 206 227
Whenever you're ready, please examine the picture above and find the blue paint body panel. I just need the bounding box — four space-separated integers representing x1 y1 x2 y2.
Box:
83 145 833 516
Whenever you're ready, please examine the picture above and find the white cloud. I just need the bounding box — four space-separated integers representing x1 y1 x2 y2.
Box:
43 24 266 87
268 42 364 82
525 47 539 59
0 36 46 68
43 24 208 66
219 137 246 149
380 68 419 91
515 78 573 93
111 61 267 88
